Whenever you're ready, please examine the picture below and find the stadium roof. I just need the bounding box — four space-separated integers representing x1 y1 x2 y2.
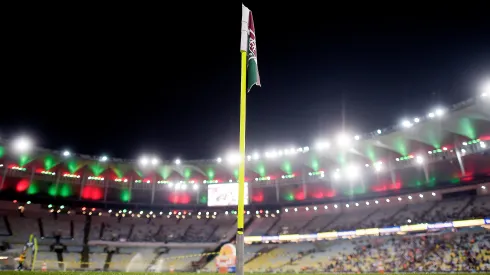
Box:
0 96 488 181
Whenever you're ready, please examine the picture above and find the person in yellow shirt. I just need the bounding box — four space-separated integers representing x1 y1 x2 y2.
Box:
16 251 26 271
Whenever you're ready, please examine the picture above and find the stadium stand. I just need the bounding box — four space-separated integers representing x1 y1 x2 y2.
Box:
0 94 488 271
0 189 488 272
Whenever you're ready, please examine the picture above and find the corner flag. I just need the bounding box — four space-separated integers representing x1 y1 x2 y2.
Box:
236 4 261 275
240 5 261 93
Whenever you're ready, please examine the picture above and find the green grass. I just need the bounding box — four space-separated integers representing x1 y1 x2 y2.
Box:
0 272 481 275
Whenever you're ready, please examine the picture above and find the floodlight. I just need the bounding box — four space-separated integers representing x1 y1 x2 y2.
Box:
100 156 108 162
315 140 330 150
401 120 412 128
226 152 240 164
480 79 490 97
174 159 181 165
139 156 149 166
216 157 222 163
346 164 360 179
12 136 32 153
151 157 159 165
336 133 351 147
62 150 70 157
435 108 445 117
265 151 277 158
416 156 424 164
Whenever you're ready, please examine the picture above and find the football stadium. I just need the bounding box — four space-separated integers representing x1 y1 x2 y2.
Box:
0 95 488 274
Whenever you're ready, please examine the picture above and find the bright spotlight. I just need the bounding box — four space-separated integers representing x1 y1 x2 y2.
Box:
336 133 351 147
480 79 490 97
174 159 181 165
416 156 424 164
315 140 330 150
100 156 108 162
226 153 240 164
151 157 159 166
62 150 70 157
265 151 277 158
139 156 149 166
346 164 360 179
401 120 412 128
216 157 222 163
12 136 32 153
435 108 445 117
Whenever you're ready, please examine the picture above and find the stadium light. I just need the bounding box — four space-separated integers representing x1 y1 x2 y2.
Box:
226 152 240 164
151 157 159 165
401 120 412 128
140 156 149 166
336 133 351 147
416 156 424 164
346 164 360 180
315 140 330 150
139 155 159 166
265 151 278 158
435 108 445 117
11 136 33 153
480 79 490 98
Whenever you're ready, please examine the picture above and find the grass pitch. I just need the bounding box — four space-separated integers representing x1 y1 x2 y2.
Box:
0 272 479 275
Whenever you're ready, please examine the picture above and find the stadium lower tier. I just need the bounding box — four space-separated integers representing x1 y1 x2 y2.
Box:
0 184 488 243
0 229 489 272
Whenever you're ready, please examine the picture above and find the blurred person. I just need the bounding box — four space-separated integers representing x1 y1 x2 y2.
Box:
15 251 26 271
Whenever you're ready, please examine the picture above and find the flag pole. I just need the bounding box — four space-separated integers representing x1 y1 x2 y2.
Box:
236 49 247 275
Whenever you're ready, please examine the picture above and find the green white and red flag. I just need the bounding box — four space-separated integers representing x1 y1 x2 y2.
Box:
240 4 261 93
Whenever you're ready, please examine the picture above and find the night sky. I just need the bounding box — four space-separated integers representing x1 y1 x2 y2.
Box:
1 2 489 161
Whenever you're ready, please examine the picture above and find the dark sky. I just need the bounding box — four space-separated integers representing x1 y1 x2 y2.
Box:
2 2 489 160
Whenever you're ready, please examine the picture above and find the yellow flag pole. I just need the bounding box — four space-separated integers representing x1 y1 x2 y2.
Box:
237 50 247 234
236 49 247 275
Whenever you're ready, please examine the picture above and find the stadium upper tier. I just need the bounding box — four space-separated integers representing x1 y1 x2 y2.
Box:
0 97 489 207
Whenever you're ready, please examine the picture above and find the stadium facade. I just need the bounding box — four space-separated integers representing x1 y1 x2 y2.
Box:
0 97 489 214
